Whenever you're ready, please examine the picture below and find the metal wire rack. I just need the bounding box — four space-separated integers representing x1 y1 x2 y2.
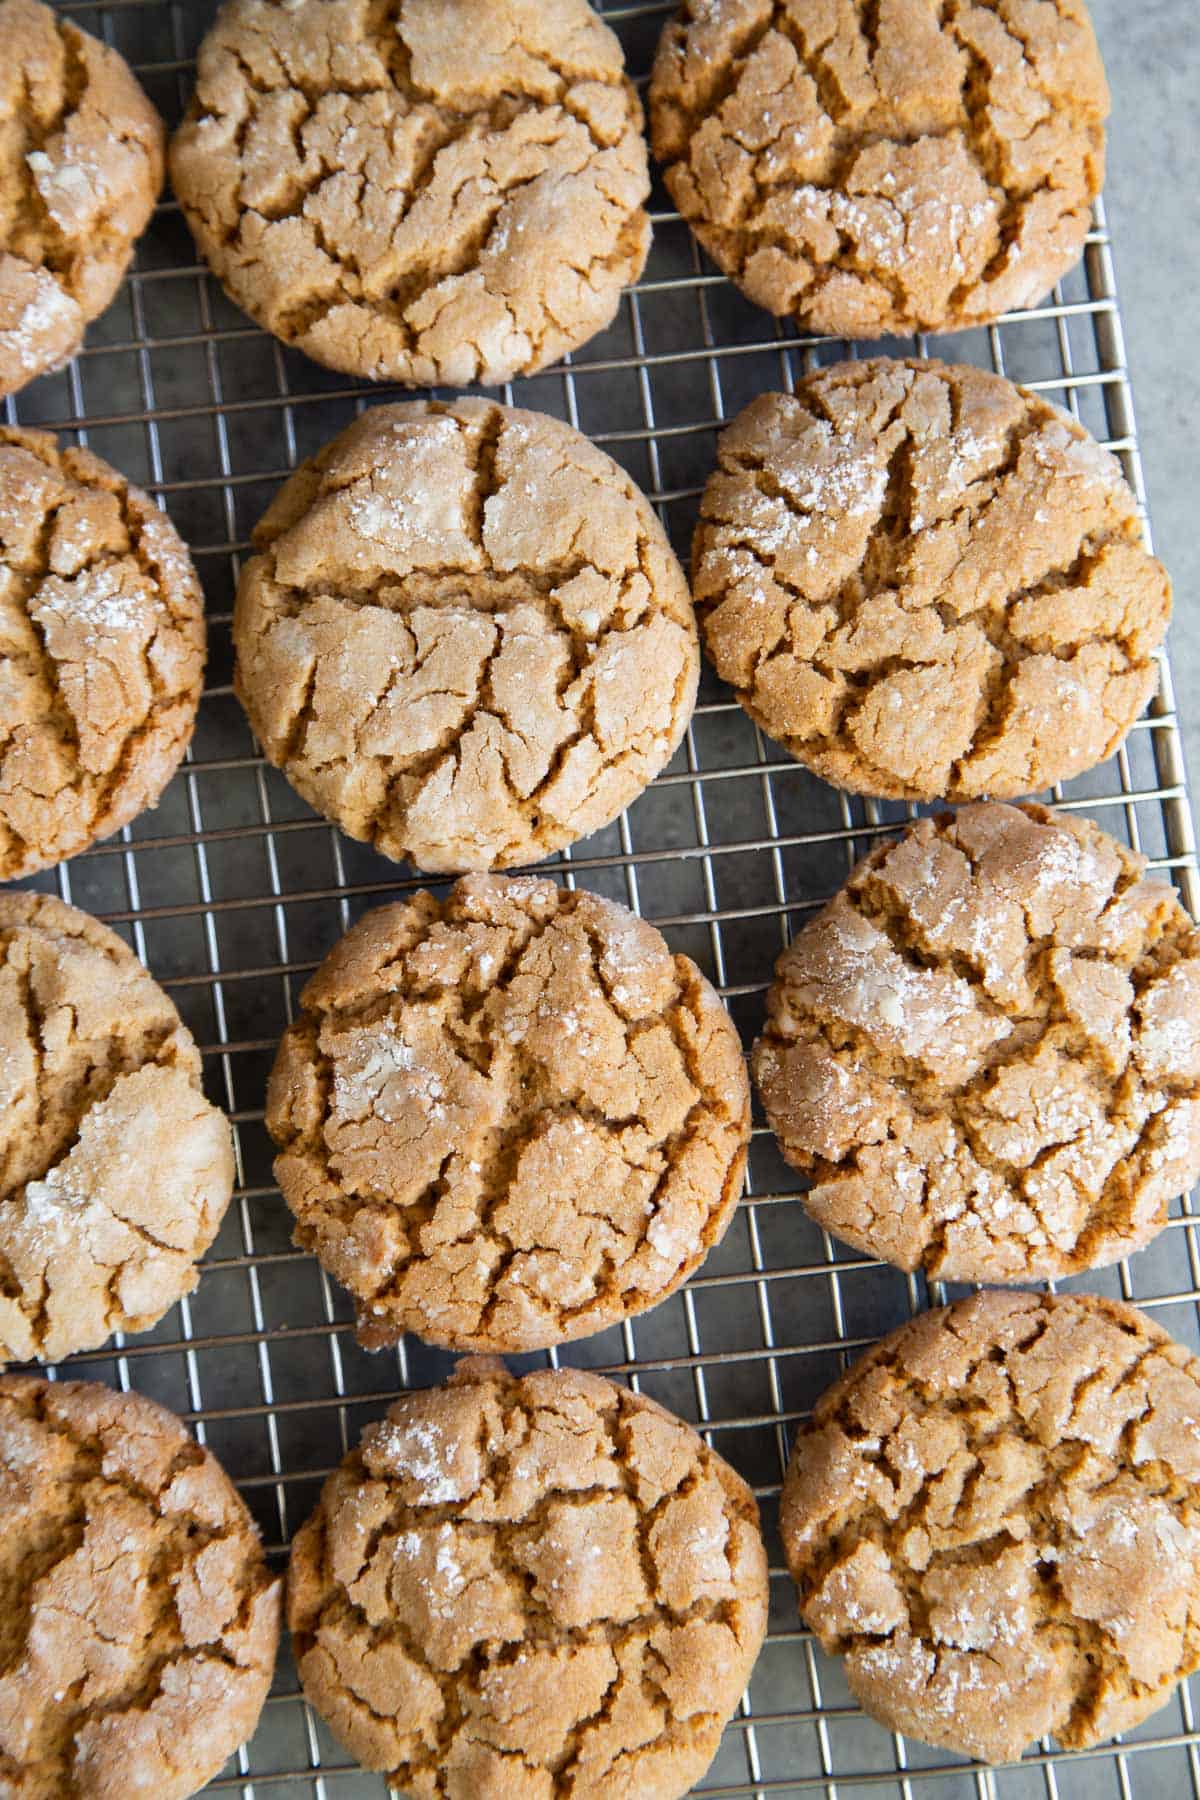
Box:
13 1 1200 1795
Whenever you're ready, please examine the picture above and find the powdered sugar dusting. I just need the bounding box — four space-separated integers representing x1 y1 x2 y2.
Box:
27 150 97 214
1038 417 1125 491
826 905 1000 1059
646 1205 688 1264
783 421 889 520
370 1418 465 1503
39 563 147 634
331 1018 425 1123
0 279 77 373
1029 828 1110 908
17 1175 98 1258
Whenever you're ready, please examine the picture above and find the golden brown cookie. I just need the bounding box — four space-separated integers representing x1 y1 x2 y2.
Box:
0 891 235 1363
0 0 164 396
0 1373 281 1799
649 0 1108 338
0 427 207 879
782 1290 1200 1762
267 874 751 1352
694 358 1170 800
289 1357 768 1797
753 802 1200 1283
234 400 699 872
171 0 650 387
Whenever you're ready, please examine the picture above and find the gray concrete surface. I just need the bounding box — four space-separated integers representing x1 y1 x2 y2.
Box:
1090 0 1200 794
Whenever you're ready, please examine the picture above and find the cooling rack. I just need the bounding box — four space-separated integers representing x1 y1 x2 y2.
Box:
13 2 1200 1795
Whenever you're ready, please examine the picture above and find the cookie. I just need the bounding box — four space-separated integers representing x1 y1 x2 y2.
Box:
0 1373 281 1798
289 1357 768 1798
0 891 235 1363
694 358 1170 800
0 427 207 879
649 0 1108 338
782 1289 1200 1762
171 0 650 388
234 400 699 872
0 0 164 396
753 802 1200 1283
267 873 751 1352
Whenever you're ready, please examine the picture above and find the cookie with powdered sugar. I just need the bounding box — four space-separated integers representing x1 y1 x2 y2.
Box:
0 1374 280 1797
0 426 206 878
266 873 751 1351
0 891 235 1363
649 0 1108 339
171 0 650 387
693 358 1170 801
288 1357 768 1797
0 0 164 396
782 1290 1200 1762
753 802 1200 1283
234 399 698 871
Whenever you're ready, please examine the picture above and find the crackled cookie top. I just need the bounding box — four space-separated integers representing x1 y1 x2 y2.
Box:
694 359 1170 800
0 427 206 879
171 0 650 387
234 400 699 872
649 0 1108 338
0 892 235 1364
782 1291 1200 1762
289 1358 768 1798
267 874 751 1352
0 0 164 396
753 803 1200 1283
0 1375 281 1800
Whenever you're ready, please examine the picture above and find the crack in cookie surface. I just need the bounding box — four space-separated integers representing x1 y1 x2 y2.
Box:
234 400 699 872
170 0 651 386
266 873 751 1352
0 426 206 879
648 0 1108 337
288 1358 768 1798
0 0 164 395
0 892 235 1363
693 358 1170 800
753 802 1200 1283
781 1291 1200 1762
0 1374 280 1800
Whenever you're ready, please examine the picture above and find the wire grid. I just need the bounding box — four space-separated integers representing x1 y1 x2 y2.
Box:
10 1 1200 1795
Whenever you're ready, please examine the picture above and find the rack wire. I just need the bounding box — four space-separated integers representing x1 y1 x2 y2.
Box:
13 2 1200 1795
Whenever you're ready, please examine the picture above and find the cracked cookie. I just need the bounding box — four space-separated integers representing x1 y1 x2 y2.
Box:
267 873 751 1352
782 1289 1200 1762
0 0 164 396
0 1373 281 1798
0 426 207 879
0 891 236 1364
694 358 1170 800
753 802 1200 1283
289 1356 768 1797
171 0 651 387
234 400 699 872
649 0 1108 339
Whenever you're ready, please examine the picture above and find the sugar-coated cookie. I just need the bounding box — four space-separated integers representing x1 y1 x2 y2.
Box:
234 400 698 871
693 358 1169 800
0 0 164 395
754 803 1200 1283
782 1291 1200 1762
0 1374 280 1799
0 892 235 1362
650 0 1108 338
289 1357 768 1797
267 873 751 1351
172 0 650 386
0 427 206 878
